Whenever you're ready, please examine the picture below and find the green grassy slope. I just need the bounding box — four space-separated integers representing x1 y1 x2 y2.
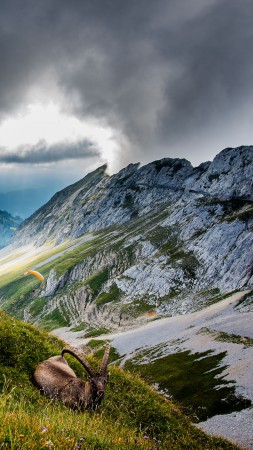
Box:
124 346 251 422
0 310 240 449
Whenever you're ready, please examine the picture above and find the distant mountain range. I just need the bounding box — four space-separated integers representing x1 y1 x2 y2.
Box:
0 210 22 248
2 145 251 334
0 189 53 219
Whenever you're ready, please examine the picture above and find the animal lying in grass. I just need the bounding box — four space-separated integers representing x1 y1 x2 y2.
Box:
32 343 110 410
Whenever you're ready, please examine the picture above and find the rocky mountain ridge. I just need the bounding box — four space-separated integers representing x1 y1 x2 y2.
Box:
13 146 253 248
2 145 253 333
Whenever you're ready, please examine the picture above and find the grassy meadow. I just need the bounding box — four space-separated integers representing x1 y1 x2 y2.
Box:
0 309 241 450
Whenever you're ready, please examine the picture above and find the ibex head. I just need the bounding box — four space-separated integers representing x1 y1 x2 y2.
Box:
33 342 110 410
61 343 110 407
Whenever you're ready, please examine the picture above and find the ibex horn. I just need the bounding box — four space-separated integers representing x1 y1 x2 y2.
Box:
99 342 111 375
62 348 95 377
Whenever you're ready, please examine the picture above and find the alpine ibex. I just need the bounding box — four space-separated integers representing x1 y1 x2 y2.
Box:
32 343 110 410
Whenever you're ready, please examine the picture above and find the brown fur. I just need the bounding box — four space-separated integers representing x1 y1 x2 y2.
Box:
32 344 110 410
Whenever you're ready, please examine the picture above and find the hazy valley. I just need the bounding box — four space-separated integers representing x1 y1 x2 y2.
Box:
0 209 22 249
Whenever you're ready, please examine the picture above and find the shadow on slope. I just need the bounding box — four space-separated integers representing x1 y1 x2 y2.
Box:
125 348 251 422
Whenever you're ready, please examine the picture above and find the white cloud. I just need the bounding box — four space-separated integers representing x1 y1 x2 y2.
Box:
0 102 120 169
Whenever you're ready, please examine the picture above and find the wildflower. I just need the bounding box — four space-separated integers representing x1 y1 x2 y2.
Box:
79 438 85 441
143 435 149 440
173 408 178 413
76 446 81 449
44 440 54 447
19 434 25 440
41 426 49 433
134 438 139 444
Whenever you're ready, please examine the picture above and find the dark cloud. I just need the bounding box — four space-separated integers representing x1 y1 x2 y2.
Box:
0 139 98 164
156 1 253 144
1 0 253 168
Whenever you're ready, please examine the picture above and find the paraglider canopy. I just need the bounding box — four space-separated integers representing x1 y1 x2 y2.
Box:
23 269 44 282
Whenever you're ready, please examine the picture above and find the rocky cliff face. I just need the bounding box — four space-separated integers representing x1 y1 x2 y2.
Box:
12 146 253 248
4 146 253 332
186 146 253 199
12 158 195 246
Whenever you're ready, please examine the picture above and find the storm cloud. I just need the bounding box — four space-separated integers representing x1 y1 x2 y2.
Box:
0 139 97 164
1 0 253 169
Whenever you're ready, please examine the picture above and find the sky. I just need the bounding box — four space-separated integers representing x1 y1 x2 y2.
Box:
0 0 253 195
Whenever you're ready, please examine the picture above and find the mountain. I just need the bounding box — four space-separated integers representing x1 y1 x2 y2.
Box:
0 146 252 448
0 210 22 248
1 145 253 333
0 188 54 219
12 146 253 247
